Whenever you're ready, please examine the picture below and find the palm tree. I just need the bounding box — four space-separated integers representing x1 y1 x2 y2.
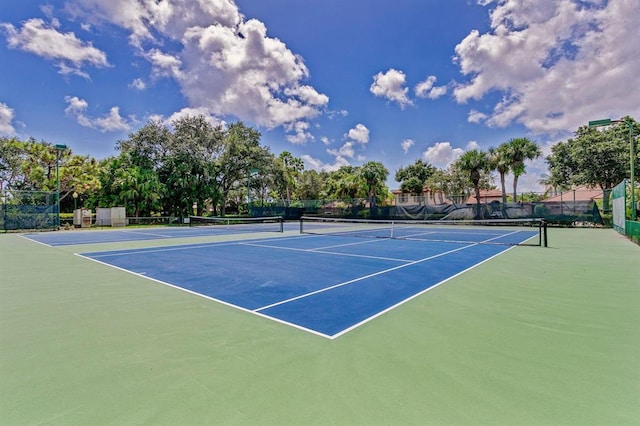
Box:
275 151 304 203
503 137 541 201
488 145 510 204
454 149 490 219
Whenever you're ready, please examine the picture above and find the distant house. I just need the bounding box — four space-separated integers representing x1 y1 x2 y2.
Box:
392 188 451 206
465 189 504 205
540 185 604 218
542 185 603 203
393 188 509 206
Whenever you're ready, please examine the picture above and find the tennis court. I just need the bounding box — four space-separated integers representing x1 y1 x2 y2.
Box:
24 216 288 246
79 224 537 338
2 222 639 424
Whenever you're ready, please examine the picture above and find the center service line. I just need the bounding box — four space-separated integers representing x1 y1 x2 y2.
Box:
253 242 477 312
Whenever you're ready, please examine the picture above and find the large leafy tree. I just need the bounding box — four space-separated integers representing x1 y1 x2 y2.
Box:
423 169 448 204
359 161 389 207
116 120 171 214
163 116 223 216
249 154 278 206
546 117 639 206
0 138 101 207
0 137 28 189
58 154 102 209
216 122 271 215
454 149 491 219
90 157 121 208
395 159 436 195
544 141 577 192
297 170 326 200
90 155 162 217
115 163 163 217
502 137 541 201
325 166 361 201
116 120 172 170
13 140 58 191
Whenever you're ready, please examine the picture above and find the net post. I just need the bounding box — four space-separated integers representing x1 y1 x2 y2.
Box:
542 219 548 247
279 216 284 233
299 217 304 234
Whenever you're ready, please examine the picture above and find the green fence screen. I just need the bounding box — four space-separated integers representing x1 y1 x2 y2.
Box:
1 190 58 232
611 180 640 244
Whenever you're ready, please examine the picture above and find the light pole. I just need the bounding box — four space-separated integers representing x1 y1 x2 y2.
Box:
588 118 636 221
54 144 67 229
73 191 78 210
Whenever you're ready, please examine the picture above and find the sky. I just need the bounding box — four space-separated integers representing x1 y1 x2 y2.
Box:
1 0 639 193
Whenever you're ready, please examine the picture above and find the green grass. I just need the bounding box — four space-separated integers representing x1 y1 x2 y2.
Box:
1 228 639 425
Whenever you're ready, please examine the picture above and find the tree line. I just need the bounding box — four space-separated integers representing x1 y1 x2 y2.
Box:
0 116 391 217
1 115 637 218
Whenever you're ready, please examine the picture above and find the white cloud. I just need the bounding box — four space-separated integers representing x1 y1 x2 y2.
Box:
370 68 413 109
415 75 447 99
144 48 183 79
166 107 223 126
145 108 225 131
285 121 313 144
285 85 329 107
319 123 371 168
327 142 356 159
422 142 464 168
453 0 640 133
94 107 134 132
401 139 414 154
67 0 243 47
68 0 329 143
301 154 349 173
0 102 16 135
345 123 370 144
129 78 146 91
64 96 132 132
466 140 480 151
1 18 109 77
467 109 488 124
327 109 348 119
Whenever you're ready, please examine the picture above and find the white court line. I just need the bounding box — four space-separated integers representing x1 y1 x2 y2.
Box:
330 242 521 339
18 234 53 247
307 238 386 251
74 253 334 339
85 234 324 258
86 240 244 257
402 229 533 245
122 230 173 237
253 242 476 313
239 242 413 263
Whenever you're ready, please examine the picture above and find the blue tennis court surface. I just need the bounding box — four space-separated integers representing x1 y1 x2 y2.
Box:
23 222 297 246
79 229 537 338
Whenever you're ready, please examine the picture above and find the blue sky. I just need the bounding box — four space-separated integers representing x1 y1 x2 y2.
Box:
1 0 639 192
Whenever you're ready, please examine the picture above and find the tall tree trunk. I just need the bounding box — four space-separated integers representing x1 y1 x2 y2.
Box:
513 175 519 202
474 184 482 220
500 172 507 204
601 184 610 211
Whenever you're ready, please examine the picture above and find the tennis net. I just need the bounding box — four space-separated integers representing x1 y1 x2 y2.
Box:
189 215 284 233
299 216 547 246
